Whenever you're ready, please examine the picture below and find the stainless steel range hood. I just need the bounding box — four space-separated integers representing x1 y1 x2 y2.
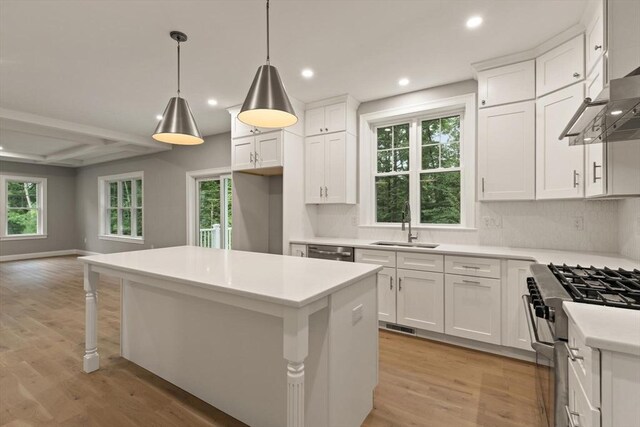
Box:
559 67 640 146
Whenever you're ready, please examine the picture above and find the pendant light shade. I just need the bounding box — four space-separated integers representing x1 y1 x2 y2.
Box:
153 97 203 145
238 0 297 129
238 64 297 128
152 31 203 145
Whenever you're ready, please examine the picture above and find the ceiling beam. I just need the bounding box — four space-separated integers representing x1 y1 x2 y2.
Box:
0 150 81 167
0 108 171 151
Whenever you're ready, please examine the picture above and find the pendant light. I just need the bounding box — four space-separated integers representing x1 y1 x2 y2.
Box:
153 31 203 145
238 0 297 129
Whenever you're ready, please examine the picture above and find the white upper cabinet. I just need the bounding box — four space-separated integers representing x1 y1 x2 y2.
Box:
478 100 535 200
536 83 585 199
584 1 605 75
305 103 347 136
478 60 535 108
304 132 356 204
232 131 283 172
585 143 606 198
536 35 585 97
228 99 304 139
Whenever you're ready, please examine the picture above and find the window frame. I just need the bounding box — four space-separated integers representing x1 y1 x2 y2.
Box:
0 175 47 240
359 93 476 230
98 171 144 244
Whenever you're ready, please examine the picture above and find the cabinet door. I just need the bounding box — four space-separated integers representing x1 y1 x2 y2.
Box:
445 274 501 344
323 133 347 203
377 267 397 323
305 135 325 203
585 143 606 197
505 260 533 351
396 269 444 333
305 107 325 136
255 132 282 169
585 2 605 75
478 60 535 108
586 57 605 100
324 103 347 133
231 136 255 171
478 101 535 200
232 115 255 138
536 35 585 97
536 83 585 199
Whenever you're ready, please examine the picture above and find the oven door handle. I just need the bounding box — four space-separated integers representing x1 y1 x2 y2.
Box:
522 295 555 359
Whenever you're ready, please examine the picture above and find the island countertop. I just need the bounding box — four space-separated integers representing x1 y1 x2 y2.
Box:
80 245 382 307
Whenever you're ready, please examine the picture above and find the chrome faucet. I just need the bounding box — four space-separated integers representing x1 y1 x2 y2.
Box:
401 201 418 243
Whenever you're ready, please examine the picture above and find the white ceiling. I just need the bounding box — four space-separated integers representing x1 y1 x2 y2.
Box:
0 0 588 163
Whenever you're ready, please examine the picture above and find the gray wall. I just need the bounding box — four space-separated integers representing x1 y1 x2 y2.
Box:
0 161 78 256
76 133 231 254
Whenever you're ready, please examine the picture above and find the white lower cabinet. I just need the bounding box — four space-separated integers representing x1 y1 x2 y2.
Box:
377 267 396 323
396 269 444 333
444 274 501 345
504 260 533 351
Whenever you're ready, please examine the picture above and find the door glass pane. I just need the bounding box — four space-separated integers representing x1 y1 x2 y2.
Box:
7 208 38 235
198 180 221 248
420 171 461 224
375 175 409 223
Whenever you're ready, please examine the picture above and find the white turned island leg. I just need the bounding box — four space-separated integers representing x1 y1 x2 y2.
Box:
83 265 100 373
283 308 309 427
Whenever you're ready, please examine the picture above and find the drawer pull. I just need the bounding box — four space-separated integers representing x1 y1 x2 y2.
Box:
462 279 481 284
564 342 584 361
462 265 480 269
564 405 580 427
389 276 393 290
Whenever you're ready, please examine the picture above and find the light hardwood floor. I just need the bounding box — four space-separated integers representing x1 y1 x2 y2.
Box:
0 256 542 427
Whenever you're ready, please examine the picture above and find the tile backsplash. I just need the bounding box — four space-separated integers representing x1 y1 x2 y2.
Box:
315 200 623 253
618 198 640 261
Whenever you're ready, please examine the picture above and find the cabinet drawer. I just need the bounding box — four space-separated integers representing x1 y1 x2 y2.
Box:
568 318 600 407
568 360 601 427
444 256 501 279
396 251 443 272
355 249 396 267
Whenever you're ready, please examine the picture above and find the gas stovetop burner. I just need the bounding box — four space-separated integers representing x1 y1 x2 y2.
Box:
549 263 640 310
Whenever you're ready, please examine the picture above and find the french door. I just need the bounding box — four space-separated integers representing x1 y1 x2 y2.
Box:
196 175 232 249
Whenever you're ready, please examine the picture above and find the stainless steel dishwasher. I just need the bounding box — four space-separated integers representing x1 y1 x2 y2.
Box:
307 245 354 262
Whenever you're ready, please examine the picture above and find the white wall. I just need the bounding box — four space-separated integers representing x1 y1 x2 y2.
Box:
618 198 640 261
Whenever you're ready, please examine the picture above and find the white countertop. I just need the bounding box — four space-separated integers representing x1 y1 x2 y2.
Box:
564 302 640 355
80 246 381 308
290 237 640 269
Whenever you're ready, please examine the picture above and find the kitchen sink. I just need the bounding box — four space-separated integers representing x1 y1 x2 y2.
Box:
372 241 439 249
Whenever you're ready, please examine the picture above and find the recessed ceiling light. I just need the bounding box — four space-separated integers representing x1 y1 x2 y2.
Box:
466 16 483 29
398 78 410 86
301 68 314 78
610 109 623 116
0 146 3 150
156 115 163 120
207 99 218 106
584 137 593 141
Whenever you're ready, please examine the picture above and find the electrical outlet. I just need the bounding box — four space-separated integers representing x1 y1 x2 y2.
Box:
482 216 502 229
573 216 584 231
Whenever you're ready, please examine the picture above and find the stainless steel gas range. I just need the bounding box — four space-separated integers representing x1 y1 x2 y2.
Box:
524 263 640 427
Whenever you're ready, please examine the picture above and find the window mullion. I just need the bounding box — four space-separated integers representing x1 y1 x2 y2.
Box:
131 179 137 238
410 119 420 226
117 181 123 236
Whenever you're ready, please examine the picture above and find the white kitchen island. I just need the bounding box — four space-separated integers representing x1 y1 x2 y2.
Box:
80 246 381 427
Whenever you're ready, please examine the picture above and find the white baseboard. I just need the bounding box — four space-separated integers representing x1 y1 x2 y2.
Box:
0 249 101 262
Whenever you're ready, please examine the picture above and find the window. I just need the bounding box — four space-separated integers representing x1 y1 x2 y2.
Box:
98 172 143 243
0 175 47 239
374 114 462 226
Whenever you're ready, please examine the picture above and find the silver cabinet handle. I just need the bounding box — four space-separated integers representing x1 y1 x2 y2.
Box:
481 100 486 106
398 277 402 291
565 405 580 427
319 186 323 197
573 72 581 78
462 279 481 284
573 170 580 188
594 44 602 50
389 276 393 290
593 162 601 183
522 295 555 359
250 152 254 163
254 128 261 134
250 129 254 133
254 151 259 162
320 128 323 133
564 342 584 361
325 127 328 132
325 186 328 197
481 177 485 193
462 265 480 269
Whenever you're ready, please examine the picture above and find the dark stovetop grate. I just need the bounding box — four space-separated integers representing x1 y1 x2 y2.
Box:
548 263 640 310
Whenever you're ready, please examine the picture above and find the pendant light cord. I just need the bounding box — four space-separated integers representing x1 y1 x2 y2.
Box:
177 41 181 97
266 0 270 65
